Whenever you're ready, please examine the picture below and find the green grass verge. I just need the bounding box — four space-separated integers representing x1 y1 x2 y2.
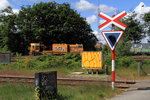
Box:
58 85 121 100
0 83 34 100
0 83 121 100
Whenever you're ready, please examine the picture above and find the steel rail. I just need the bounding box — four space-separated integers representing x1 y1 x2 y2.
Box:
0 75 136 84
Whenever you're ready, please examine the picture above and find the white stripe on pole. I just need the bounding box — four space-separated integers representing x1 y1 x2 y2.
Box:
112 82 115 89
112 60 115 90
112 60 115 71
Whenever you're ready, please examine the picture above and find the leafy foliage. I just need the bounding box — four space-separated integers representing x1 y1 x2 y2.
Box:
122 13 145 43
116 38 132 56
109 13 144 57
103 52 137 70
2 53 81 71
0 7 17 52
143 12 150 43
143 12 150 22
35 53 81 69
0 2 98 54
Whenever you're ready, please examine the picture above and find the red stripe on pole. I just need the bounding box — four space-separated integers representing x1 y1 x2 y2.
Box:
112 50 115 60
112 71 115 82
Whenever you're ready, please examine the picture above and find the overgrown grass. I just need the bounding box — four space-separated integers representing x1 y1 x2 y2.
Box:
0 83 34 100
142 60 150 74
58 85 121 100
0 53 82 74
0 83 121 100
103 54 150 79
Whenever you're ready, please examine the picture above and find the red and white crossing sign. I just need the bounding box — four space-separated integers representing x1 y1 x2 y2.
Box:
98 11 127 30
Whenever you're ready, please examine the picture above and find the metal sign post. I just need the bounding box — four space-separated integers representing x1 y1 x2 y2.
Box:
111 50 115 89
102 31 124 89
98 11 127 89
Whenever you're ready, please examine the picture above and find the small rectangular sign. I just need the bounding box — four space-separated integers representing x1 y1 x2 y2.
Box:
82 51 103 69
0 53 11 64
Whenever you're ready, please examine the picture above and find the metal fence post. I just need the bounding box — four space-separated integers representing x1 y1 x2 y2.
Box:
138 62 141 76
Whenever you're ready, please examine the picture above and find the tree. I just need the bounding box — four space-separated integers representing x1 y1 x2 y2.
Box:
116 38 132 57
122 13 145 43
17 2 98 54
0 7 18 52
143 12 150 22
0 2 98 54
143 12 150 43
111 13 143 56
16 2 97 54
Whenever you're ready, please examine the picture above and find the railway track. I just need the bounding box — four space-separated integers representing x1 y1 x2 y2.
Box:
133 56 150 61
0 75 136 88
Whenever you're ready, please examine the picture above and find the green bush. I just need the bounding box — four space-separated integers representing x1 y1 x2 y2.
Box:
103 53 137 68
36 54 55 61
116 56 137 68
8 53 82 70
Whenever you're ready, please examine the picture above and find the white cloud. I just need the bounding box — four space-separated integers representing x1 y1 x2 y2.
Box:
99 4 116 13
13 9 19 14
99 20 105 25
75 0 96 11
86 15 97 24
75 0 116 25
75 0 116 13
92 31 105 42
0 0 11 10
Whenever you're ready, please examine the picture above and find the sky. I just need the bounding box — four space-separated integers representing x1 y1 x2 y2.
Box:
1 0 150 43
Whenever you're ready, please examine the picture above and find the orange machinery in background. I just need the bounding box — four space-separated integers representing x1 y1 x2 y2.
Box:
29 43 83 55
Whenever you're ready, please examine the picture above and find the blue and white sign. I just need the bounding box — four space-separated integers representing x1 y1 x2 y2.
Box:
102 31 124 51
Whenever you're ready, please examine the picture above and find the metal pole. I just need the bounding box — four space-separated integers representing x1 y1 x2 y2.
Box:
138 62 141 76
112 50 115 89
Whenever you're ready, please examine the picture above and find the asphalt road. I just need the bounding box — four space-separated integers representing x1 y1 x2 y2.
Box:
110 80 150 100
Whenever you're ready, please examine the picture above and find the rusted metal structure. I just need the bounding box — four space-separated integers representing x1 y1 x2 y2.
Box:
29 43 83 55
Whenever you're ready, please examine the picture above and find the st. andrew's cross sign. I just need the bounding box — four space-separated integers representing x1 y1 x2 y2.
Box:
98 11 127 30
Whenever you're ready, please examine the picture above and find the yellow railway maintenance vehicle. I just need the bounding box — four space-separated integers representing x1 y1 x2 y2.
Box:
29 43 83 55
